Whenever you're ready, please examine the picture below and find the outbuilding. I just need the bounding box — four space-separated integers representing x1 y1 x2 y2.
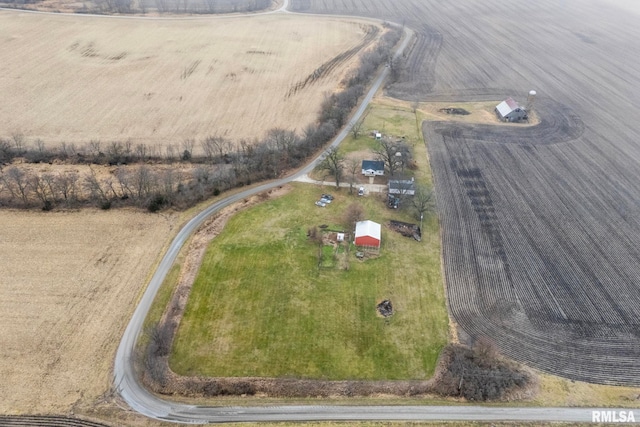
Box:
495 97 528 122
361 160 385 176
388 178 416 196
354 220 381 250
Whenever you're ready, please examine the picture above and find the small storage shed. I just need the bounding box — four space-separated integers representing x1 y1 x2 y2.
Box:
354 220 381 249
388 179 416 196
495 97 528 122
361 160 385 176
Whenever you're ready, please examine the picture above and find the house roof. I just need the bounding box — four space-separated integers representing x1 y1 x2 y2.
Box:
355 220 381 241
362 160 385 171
496 97 520 117
388 179 416 191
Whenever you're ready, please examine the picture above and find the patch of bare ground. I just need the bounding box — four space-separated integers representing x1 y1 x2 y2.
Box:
376 97 540 127
0 208 180 414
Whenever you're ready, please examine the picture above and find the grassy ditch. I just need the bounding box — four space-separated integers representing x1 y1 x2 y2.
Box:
170 181 447 380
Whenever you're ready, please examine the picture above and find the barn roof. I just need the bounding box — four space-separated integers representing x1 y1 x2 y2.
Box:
355 220 381 240
496 97 520 117
362 160 384 171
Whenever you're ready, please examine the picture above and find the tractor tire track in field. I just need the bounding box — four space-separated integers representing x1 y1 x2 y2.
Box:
286 24 379 97
431 98 585 146
0 415 110 427
385 24 442 99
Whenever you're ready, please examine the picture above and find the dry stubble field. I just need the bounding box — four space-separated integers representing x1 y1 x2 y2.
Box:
0 11 378 153
292 0 640 386
0 209 180 414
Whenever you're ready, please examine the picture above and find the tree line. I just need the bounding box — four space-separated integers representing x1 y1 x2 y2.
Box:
0 0 272 15
0 25 402 212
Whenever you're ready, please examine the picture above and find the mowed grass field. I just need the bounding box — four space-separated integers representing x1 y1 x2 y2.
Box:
0 11 377 152
171 182 447 380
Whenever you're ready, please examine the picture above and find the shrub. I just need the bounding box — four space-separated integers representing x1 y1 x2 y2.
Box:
435 342 530 401
147 194 167 212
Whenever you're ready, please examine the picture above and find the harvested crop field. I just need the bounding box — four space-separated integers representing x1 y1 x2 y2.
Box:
292 0 640 385
0 11 379 152
0 209 179 413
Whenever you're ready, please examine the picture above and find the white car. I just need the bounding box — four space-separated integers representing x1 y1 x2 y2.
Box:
358 186 365 196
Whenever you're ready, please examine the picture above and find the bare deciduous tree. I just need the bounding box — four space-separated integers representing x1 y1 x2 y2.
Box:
12 133 25 154
374 137 398 177
34 138 46 154
164 144 176 161
350 115 366 139
30 173 53 209
88 140 102 159
346 158 360 194
318 146 344 188
54 171 79 205
135 143 148 162
0 139 13 163
4 167 30 206
412 183 434 221
374 137 411 177
84 166 109 207
343 202 365 232
132 165 155 201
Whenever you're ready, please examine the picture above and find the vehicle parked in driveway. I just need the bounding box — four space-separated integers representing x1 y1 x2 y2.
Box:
388 195 399 209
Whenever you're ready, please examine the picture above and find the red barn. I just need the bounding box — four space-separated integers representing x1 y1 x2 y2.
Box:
354 220 381 249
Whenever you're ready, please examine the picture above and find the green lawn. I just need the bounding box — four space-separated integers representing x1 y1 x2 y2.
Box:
170 181 448 380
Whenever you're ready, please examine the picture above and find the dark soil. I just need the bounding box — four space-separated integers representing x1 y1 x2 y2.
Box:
439 107 470 115
377 299 393 317
389 220 421 241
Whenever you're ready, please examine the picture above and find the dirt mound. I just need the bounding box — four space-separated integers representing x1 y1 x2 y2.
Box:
389 220 421 241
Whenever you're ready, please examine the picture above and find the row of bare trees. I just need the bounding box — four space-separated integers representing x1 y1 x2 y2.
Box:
0 164 235 211
0 0 272 15
0 26 403 212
